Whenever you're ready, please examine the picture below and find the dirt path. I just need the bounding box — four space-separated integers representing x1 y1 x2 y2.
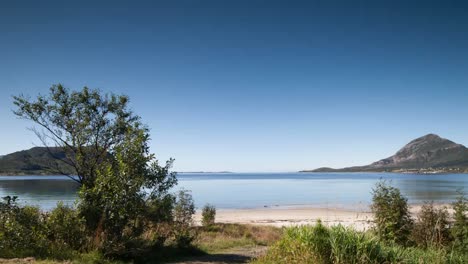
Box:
167 245 268 264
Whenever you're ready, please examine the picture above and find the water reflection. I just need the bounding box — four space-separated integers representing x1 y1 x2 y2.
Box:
393 176 466 203
0 177 79 209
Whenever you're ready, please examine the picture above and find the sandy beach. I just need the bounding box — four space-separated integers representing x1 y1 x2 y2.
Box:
194 204 452 231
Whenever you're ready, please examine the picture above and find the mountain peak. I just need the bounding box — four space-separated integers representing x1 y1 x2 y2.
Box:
372 134 466 168
397 134 459 155
405 134 452 147
411 133 447 144
419 133 441 140
306 134 468 173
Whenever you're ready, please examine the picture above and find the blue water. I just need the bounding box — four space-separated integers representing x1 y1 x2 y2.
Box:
0 173 467 210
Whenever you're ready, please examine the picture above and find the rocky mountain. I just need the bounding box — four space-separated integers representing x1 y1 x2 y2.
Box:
304 134 468 173
0 147 75 175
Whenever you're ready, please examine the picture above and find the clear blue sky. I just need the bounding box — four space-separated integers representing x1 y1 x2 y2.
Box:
1 1 468 172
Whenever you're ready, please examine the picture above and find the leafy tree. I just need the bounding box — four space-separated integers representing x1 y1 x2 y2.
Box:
371 180 413 245
13 84 141 187
13 85 178 254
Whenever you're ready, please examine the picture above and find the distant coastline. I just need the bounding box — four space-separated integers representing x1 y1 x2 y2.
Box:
0 172 71 176
299 167 467 174
177 171 233 174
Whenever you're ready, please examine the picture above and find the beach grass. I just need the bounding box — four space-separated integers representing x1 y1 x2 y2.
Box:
194 223 282 253
252 222 468 264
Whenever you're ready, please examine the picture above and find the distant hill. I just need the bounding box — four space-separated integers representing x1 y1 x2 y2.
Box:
302 134 468 173
0 147 75 175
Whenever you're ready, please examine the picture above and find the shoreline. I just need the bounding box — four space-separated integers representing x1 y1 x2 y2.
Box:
194 203 453 231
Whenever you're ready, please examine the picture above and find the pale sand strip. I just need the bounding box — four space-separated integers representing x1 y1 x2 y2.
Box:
194 204 452 231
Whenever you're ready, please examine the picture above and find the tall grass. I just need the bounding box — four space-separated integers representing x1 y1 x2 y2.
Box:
195 223 282 253
253 222 468 264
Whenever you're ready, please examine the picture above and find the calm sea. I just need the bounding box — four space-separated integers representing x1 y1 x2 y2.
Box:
0 173 467 210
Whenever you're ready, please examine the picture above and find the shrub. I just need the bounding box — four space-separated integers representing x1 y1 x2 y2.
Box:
411 202 450 248
46 202 87 251
201 204 216 227
173 190 196 248
371 180 413 245
76 137 178 256
451 190 468 252
144 194 176 246
0 196 48 258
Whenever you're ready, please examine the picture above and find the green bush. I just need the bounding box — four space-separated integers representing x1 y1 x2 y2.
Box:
411 202 450 248
371 180 413 245
0 196 48 258
201 204 216 227
451 190 468 252
46 202 87 251
173 190 196 248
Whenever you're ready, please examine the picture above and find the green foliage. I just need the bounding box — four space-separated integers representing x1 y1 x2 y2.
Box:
0 197 89 259
13 85 140 187
328 225 394 264
201 204 216 227
255 222 396 264
0 196 48 258
45 202 87 251
411 202 451 248
13 85 180 256
451 190 468 252
371 180 413 245
77 129 178 256
254 223 468 264
396 246 467 264
173 190 196 248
